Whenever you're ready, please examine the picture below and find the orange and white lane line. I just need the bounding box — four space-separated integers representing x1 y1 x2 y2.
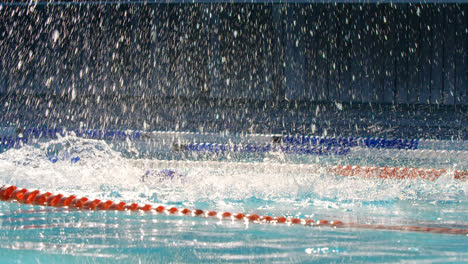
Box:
331 165 468 181
1 185 467 236
135 159 467 181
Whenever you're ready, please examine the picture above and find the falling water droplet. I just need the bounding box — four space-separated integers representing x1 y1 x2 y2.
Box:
52 30 60 42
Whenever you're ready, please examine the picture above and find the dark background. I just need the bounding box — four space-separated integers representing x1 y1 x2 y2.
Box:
0 3 467 139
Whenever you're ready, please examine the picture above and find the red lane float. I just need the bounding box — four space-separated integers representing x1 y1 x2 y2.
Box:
1 185 467 236
331 165 468 181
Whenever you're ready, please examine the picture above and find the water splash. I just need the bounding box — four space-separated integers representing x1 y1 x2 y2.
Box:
0 136 466 225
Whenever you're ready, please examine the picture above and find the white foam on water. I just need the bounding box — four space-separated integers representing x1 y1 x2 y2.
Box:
0 135 466 221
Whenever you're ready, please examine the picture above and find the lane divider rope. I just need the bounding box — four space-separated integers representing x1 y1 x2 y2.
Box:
281 135 419 150
134 159 467 181
46 153 466 181
175 142 468 158
1 185 467 236
41 154 465 182
178 143 350 156
3 127 467 150
144 160 466 181
332 165 468 181
3 136 468 160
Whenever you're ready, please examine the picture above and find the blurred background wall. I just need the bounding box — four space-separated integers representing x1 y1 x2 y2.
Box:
0 3 467 138
1 3 466 105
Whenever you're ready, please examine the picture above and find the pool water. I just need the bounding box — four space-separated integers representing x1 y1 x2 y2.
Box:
0 135 467 263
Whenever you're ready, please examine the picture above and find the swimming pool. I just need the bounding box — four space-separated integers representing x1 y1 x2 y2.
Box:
1 1 467 262
1 130 467 263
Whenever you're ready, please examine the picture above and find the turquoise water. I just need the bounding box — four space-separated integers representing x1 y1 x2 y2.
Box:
0 136 467 263
1 203 467 263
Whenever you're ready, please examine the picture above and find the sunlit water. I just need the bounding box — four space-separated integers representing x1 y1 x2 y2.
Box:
0 136 467 263
1 1 467 262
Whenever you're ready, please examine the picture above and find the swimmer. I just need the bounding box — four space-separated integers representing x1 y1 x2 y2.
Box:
141 169 184 183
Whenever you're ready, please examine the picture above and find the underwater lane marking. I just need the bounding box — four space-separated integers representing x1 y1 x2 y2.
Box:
1 185 467 236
